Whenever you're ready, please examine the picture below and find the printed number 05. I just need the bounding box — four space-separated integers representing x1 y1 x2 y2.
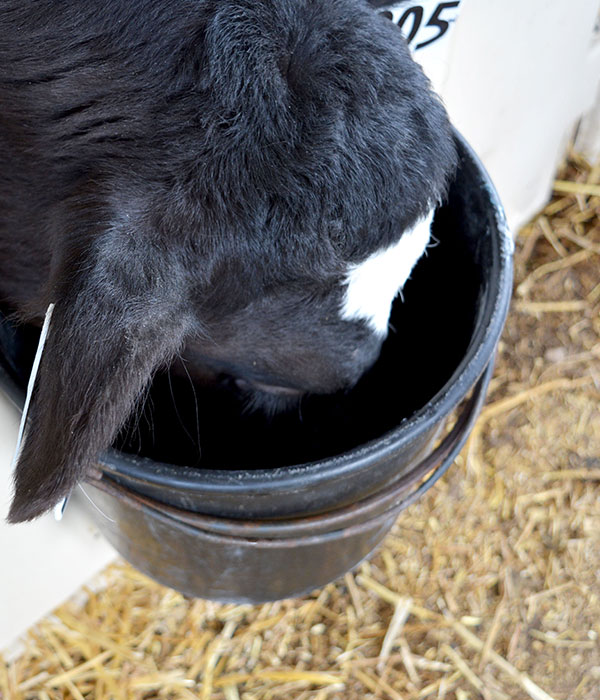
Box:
397 2 460 50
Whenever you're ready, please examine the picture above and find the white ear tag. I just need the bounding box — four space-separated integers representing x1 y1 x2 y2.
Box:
53 497 69 521
12 303 55 467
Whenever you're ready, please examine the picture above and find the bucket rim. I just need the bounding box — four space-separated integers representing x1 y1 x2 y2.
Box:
89 359 493 540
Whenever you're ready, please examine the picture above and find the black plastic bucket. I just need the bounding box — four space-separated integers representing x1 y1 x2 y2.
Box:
0 132 513 602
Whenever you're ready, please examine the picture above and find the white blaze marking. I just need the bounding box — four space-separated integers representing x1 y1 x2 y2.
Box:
341 209 435 336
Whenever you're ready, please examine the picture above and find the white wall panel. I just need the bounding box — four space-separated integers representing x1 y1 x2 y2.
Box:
381 0 600 231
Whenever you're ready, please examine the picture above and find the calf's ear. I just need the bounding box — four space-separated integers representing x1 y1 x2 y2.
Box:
7 247 190 523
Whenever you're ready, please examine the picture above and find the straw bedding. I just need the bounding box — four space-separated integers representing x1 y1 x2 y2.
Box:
1 154 599 700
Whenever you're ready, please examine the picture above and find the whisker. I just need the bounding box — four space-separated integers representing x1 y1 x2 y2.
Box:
167 366 197 447
78 484 116 523
177 354 202 461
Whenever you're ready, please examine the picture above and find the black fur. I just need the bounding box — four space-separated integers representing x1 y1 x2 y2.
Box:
0 0 456 522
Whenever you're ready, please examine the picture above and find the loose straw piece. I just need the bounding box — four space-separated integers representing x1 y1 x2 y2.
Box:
416 671 461 698
40 624 75 670
65 680 86 700
478 376 596 423
479 600 506 671
399 638 421 684
516 249 595 296
223 685 241 700
529 630 595 649
441 643 486 694
129 672 195 690
46 651 113 688
344 573 365 617
213 670 345 688
378 596 413 672
515 300 589 314
356 575 438 621
543 469 600 481
555 228 600 254
202 620 237 700
17 671 51 692
553 180 600 197
538 216 568 257
543 196 572 216
524 582 580 604
357 574 402 606
54 610 142 662
588 282 600 303
353 668 405 700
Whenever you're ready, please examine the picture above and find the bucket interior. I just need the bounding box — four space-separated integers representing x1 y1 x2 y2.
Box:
112 181 484 470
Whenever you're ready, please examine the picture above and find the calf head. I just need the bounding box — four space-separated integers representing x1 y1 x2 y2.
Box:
2 0 456 522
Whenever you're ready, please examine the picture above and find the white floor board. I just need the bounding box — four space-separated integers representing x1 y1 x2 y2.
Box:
0 392 117 652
